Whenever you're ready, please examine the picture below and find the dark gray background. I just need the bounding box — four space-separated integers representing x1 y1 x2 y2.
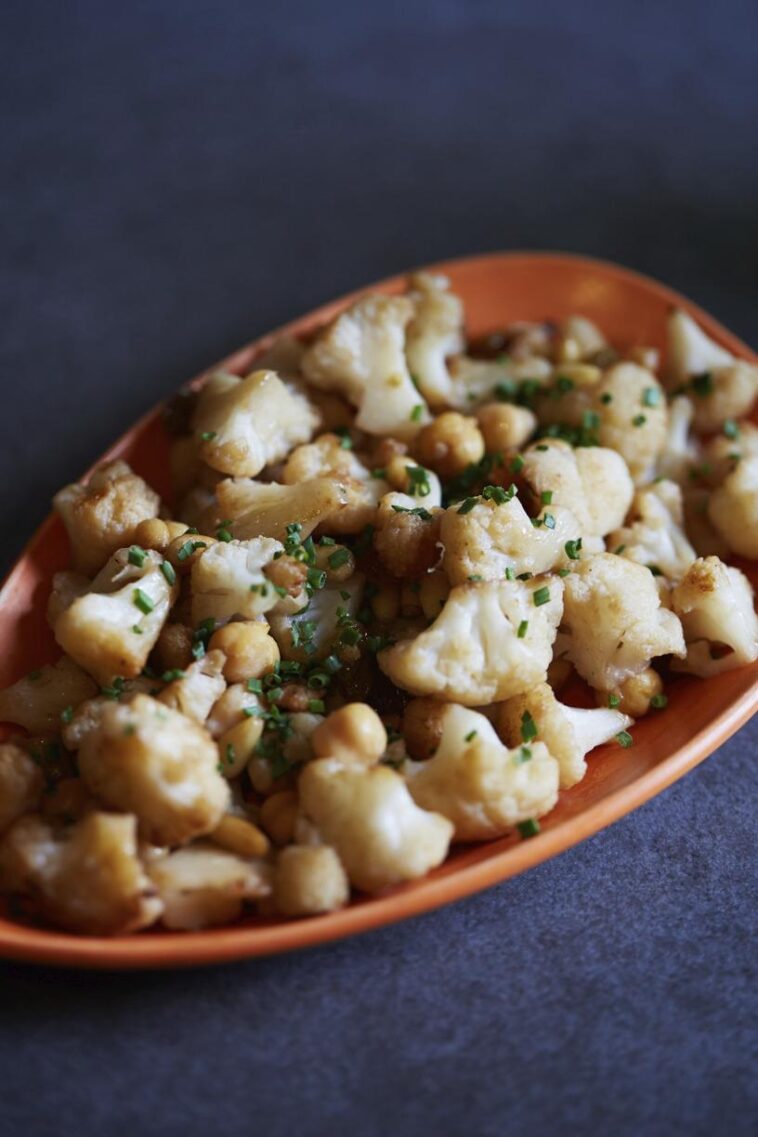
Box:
0 2 756 1135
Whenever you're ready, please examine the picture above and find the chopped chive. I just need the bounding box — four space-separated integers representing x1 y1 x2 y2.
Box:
632 414 647 427
133 588 154 615
518 818 540 838
200 430 217 441
371 467 387 479
505 567 515 580
307 699 326 714
61 705 73 724
407 465 432 497
533 586 551 607
410 403 424 422
243 706 263 718
650 693 668 709
542 513 556 530
510 454 525 474
615 730 633 748
557 568 571 577
608 694 621 708
328 548 351 570
642 387 661 407
516 572 532 581
457 496 479 514
306 567 327 592
464 729 478 742
246 678 263 694
216 527 233 542
177 539 208 562
600 392 613 405
723 418 739 440
517 619 528 638
160 561 176 586
564 538 582 560
128 545 147 567
336 428 353 449
514 746 532 765
521 710 538 743
540 490 553 505
320 536 336 546
690 371 713 397
614 544 627 555
161 669 185 682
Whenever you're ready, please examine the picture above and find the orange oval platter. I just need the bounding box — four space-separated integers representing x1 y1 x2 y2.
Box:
1 251 756 969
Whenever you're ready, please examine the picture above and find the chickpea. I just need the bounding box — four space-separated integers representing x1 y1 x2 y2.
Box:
154 623 194 673
403 697 446 760
218 716 264 779
600 668 663 718
133 518 189 554
476 403 537 454
312 703 387 765
415 412 485 479
259 790 299 845
371 437 408 468
371 584 400 622
273 845 349 917
165 531 216 574
419 570 449 621
313 543 355 583
264 555 308 597
209 622 280 683
212 814 270 858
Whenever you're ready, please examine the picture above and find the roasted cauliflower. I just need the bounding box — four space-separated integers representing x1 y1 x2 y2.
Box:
671 557 758 676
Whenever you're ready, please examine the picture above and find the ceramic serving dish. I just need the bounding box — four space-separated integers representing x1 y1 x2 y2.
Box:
0 251 756 969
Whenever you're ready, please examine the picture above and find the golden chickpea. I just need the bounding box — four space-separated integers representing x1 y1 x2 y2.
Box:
313 543 355 583
165 531 216 574
212 814 270 858
415 412 485 479
371 437 408 468
403 697 447 760
312 703 387 765
209 622 280 683
154 623 194 673
264 555 309 597
133 518 189 554
601 668 663 718
259 790 299 845
476 403 537 454
273 845 349 917
419 570 449 621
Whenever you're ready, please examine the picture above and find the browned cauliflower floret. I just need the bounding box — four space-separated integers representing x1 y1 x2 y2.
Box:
54 549 179 685
157 650 227 724
404 272 465 408
405 705 559 840
606 480 696 582
593 364 668 483
301 294 431 439
193 369 319 477
702 421 758 486
561 554 686 691
707 455 758 559
441 493 582 585
53 460 161 576
373 492 443 578
0 812 162 934
0 656 97 733
299 758 453 892
497 683 632 789
688 364 758 434
214 477 349 541
0 743 44 833
656 395 700 484
282 433 388 533
78 695 230 846
190 537 283 625
268 578 365 664
521 439 634 537
147 844 270 929
378 576 563 705
670 557 758 676
273 845 350 917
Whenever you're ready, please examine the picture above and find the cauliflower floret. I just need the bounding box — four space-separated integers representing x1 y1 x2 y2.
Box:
147 843 270 929
593 364 668 483
446 355 553 409
497 683 633 789
268 577 365 663
282 433 388 533
521 439 634 537
158 650 227 724
0 812 162 934
53 460 161 576
373 492 443 578
405 705 559 840
707 455 758 559
193 369 319 477
378 576 563 705
299 758 452 892
441 493 582 585
78 695 230 846
301 294 431 440
206 682 265 778
404 272 465 407
702 421 758 486
273 844 350 917
670 557 758 676
46 570 91 628
688 364 758 434
666 309 735 387
190 537 283 625
606 479 696 582
214 477 349 541
0 656 97 733
561 553 686 691
657 396 700 483
0 743 44 833
54 549 179 685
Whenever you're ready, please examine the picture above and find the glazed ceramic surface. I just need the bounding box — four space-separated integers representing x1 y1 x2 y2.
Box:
0 252 756 968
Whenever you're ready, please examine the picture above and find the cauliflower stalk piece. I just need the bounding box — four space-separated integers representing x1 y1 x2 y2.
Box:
78 695 230 846
657 396 699 484
273 845 350 917
379 576 564 705
0 812 162 934
147 844 270 930
606 479 696 582
707 455 758 559
299 758 453 892
0 655 97 733
54 549 179 685
497 683 633 789
53 460 160 576
301 294 431 440
561 553 686 691
405 705 559 840
214 477 349 541
671 557 758 676
521 439 634 537
193 369 319 477
190 537 283 625
441 492 582 585
0 743 44 833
